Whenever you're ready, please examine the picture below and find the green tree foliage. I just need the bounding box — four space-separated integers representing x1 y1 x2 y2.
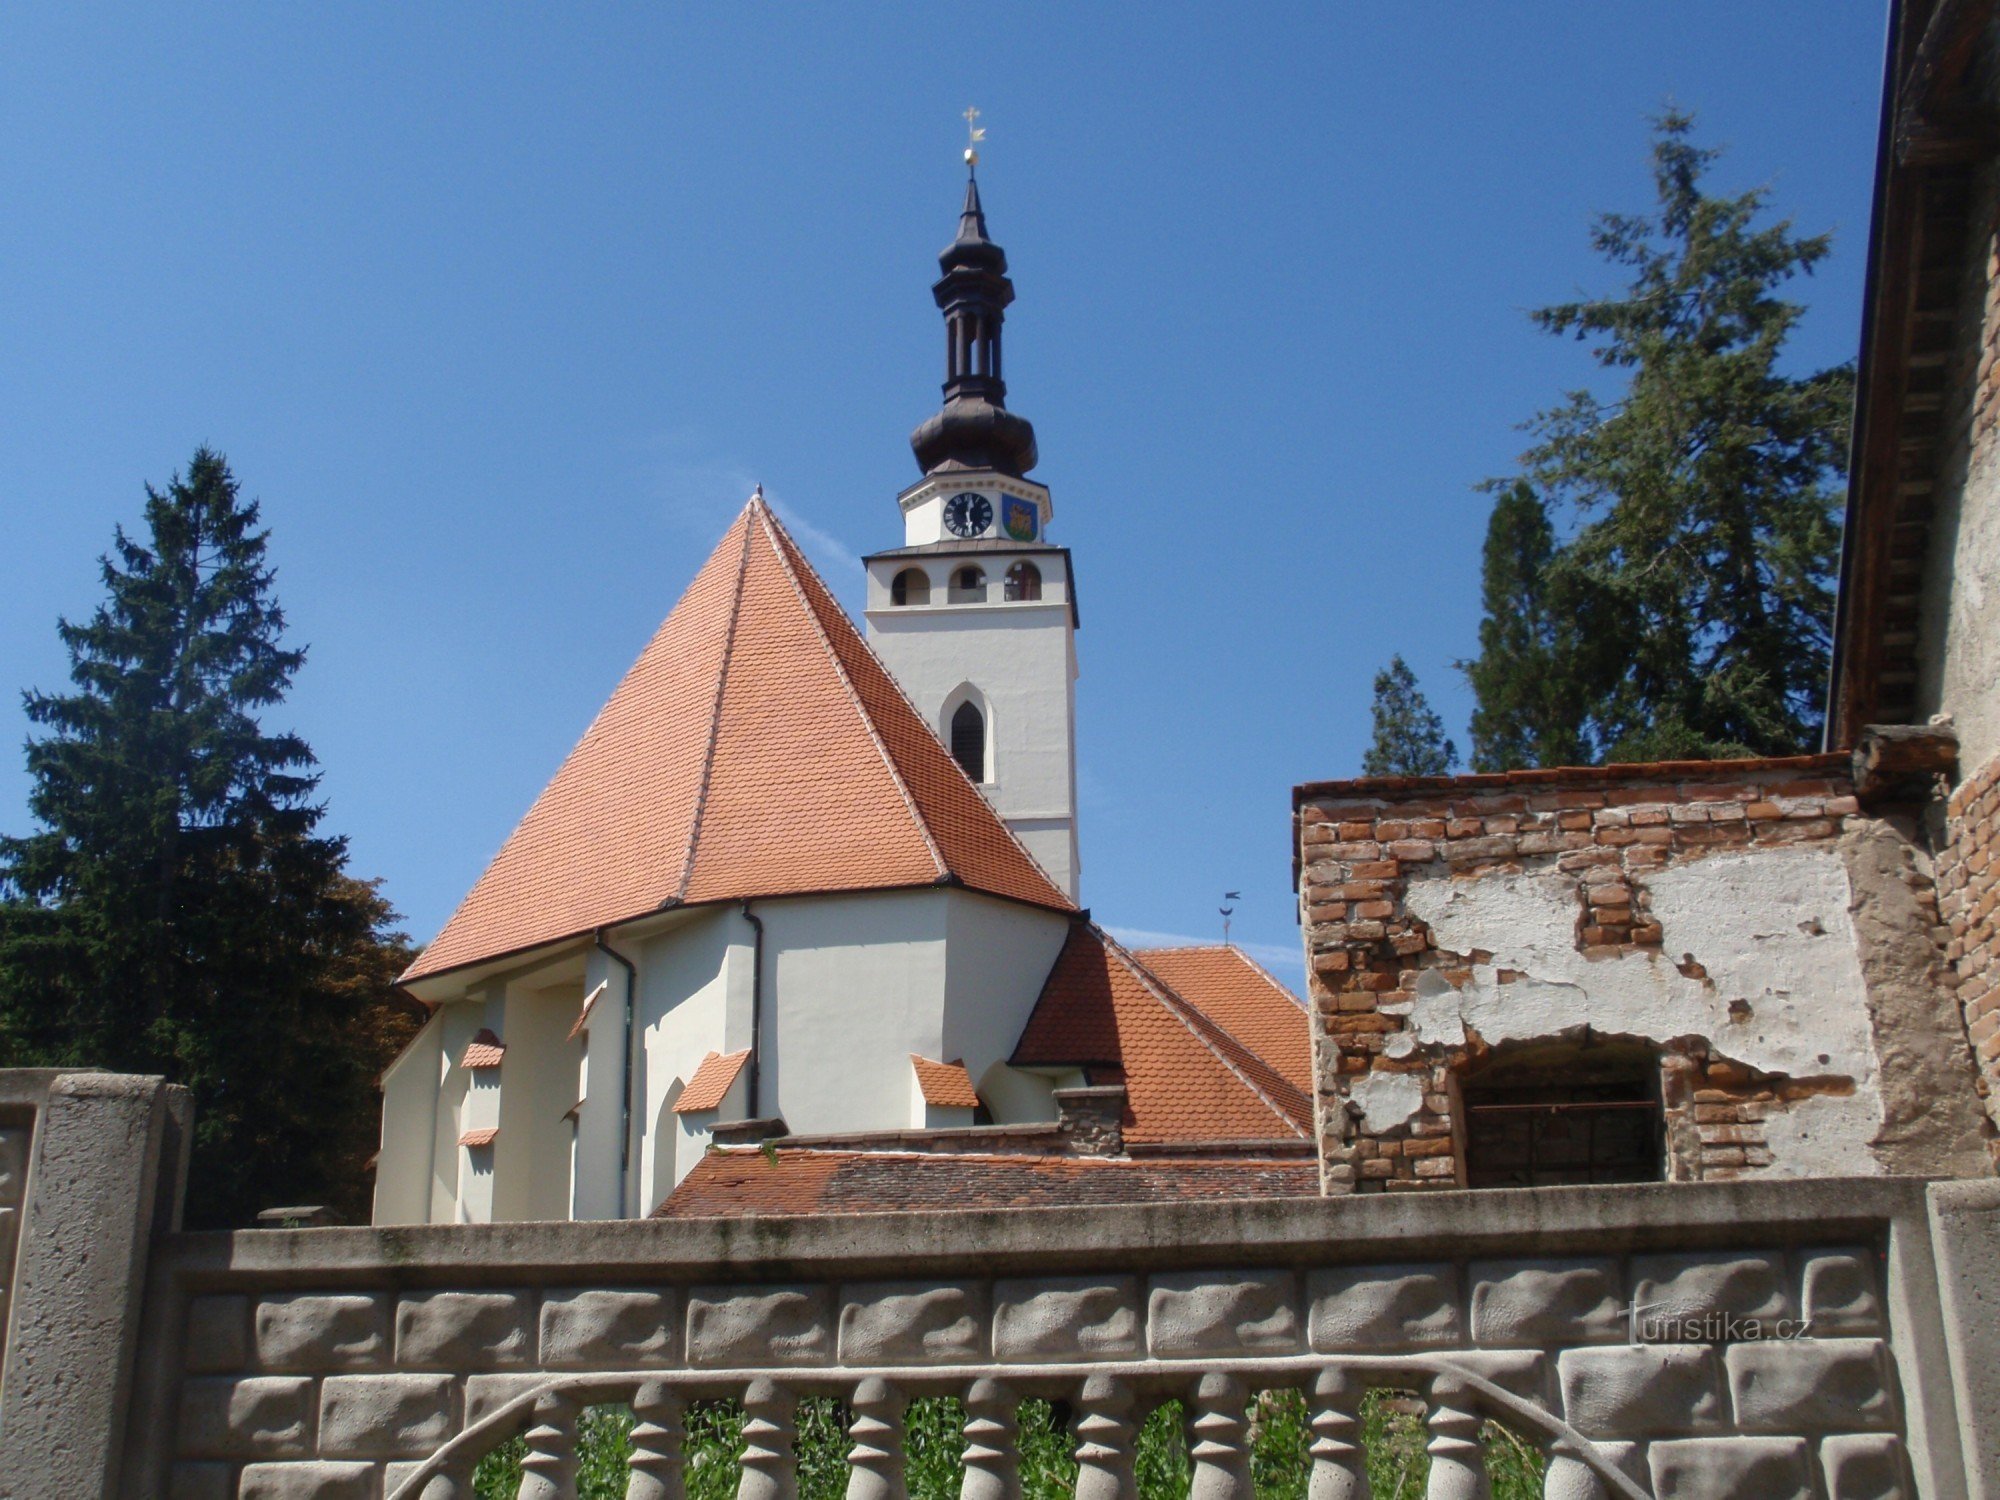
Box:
0 448 415 1226
1470 112 1851 763
1362 656 1460 778
1462 484 1593 772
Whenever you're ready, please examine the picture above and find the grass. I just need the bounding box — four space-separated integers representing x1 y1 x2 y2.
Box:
471 1389 1544 1500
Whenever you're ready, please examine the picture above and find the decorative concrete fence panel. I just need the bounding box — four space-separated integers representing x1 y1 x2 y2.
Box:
3 1073 2000 1500
159 1243 1922 1499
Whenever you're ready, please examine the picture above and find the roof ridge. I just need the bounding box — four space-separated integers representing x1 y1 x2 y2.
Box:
753 501 950 882
758 501 1072 909
674 505 758 904
1107 929 1310 1138
1228 947 1308 1014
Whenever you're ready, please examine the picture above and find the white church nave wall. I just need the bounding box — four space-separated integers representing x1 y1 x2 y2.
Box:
632 906 749 1211
756 890 953 1137
941 890 1073 1123
372 1007 441 1226
492 980 582 1223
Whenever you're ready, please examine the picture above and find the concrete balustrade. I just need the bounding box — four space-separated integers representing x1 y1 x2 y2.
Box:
2 1072 2000 1499
128 1189 1989 1500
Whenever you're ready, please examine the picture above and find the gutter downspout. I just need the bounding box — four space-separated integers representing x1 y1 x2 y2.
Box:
592 929 638 1218
740 900 765 1117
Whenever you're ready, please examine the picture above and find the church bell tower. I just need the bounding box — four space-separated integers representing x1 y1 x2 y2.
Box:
864 155 1081 901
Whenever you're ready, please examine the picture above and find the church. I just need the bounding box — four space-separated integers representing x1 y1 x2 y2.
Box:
372 167 1316 1225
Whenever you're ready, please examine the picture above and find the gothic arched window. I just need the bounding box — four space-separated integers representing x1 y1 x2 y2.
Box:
1004 561 1042 601
949 566 986 603
950 700 986 783
891 568 930 606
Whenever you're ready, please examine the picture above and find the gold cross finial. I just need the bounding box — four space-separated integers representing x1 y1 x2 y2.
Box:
963 105 985 167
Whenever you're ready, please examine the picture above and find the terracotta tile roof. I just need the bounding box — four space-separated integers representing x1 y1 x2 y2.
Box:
1130 946 1311 1097
675 1049 751 1113
655 1146 1319 1217
459 1029 506 1070
458 1126 499 1148
1012 924 1311 1143
910 1055 980 1108
405 497 1071 982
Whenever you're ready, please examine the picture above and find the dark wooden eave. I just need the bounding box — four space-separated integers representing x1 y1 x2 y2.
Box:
1829 0 1996 748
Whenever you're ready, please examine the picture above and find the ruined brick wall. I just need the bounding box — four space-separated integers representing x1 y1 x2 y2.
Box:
1296 757 1991 1195
1941 753 2000 1155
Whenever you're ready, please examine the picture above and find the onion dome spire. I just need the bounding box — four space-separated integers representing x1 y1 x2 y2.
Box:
910 159 1039 478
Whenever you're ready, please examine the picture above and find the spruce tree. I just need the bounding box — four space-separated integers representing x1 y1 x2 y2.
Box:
0 449 409 1225
1462 483 1593 772
1362 656 1461 777
1486 113 1851 761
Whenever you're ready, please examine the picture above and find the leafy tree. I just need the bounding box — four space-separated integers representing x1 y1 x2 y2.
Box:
0 448 413 1226
1362 656 1460 777
1482 112 1851 762
1461 483 1592 772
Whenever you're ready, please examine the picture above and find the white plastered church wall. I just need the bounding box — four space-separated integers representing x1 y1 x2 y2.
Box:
755 890 951 1137
632 907 751 1214
373 1010 442 1226
941 891 1072 1123
492 979 580 1223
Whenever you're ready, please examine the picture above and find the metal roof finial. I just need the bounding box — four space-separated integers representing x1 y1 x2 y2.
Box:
963 105 985 172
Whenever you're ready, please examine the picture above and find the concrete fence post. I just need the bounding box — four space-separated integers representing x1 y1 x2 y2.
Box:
1931 1178 2000 1500
0 1071 190 1500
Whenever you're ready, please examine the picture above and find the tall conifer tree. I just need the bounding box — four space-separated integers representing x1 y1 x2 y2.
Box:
1362 656 1460 777
0 449 412 1225
1479 113 1851 761
1462 483 1592 772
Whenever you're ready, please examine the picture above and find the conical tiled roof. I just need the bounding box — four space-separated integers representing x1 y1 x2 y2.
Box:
405 497 1071 983
1012 924 1311 1143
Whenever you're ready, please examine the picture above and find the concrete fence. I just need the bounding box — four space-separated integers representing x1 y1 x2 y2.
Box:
2 1072 1999 1499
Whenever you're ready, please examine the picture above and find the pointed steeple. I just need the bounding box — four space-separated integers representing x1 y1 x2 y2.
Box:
910 165 1039 477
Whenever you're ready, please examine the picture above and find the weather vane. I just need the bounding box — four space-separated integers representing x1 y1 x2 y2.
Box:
1221 891 1241 946
963 105 986 169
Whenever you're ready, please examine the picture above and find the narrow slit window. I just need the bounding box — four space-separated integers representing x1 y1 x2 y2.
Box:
1004 561 1042 601
950 700 986 783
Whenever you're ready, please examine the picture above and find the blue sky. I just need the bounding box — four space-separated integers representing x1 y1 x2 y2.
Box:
0 6 1887 983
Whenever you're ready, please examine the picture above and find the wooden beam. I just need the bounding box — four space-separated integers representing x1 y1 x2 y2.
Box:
1897 0 1999 162
1852 721 1959 802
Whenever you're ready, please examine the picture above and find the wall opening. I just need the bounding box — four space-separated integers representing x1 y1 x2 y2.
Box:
891 567 931 606
1004 561 1042 601
951 700 987 783
1459 1040 1663 1188
949 566 987 603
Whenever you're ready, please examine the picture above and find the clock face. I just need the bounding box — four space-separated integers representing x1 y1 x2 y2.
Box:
943 492 993 538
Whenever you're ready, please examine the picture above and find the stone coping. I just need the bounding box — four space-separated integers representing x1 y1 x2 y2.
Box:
151 1177 1929 1290
1293 753 1850 807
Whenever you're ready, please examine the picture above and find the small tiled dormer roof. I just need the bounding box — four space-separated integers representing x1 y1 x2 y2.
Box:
458 1126 499 1148
1013 924 1311 1143
910 1055 980 1109
404 496 1072 984
459 1030 506 1070
675 1049 752 1114
1129 945 1311 1097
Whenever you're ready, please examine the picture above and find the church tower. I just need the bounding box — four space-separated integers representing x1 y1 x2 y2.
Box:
864 163 1081 900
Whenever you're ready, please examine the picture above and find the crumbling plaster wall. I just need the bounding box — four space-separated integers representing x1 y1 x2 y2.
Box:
1296 759 1993 1194
1400 845 1882 1177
